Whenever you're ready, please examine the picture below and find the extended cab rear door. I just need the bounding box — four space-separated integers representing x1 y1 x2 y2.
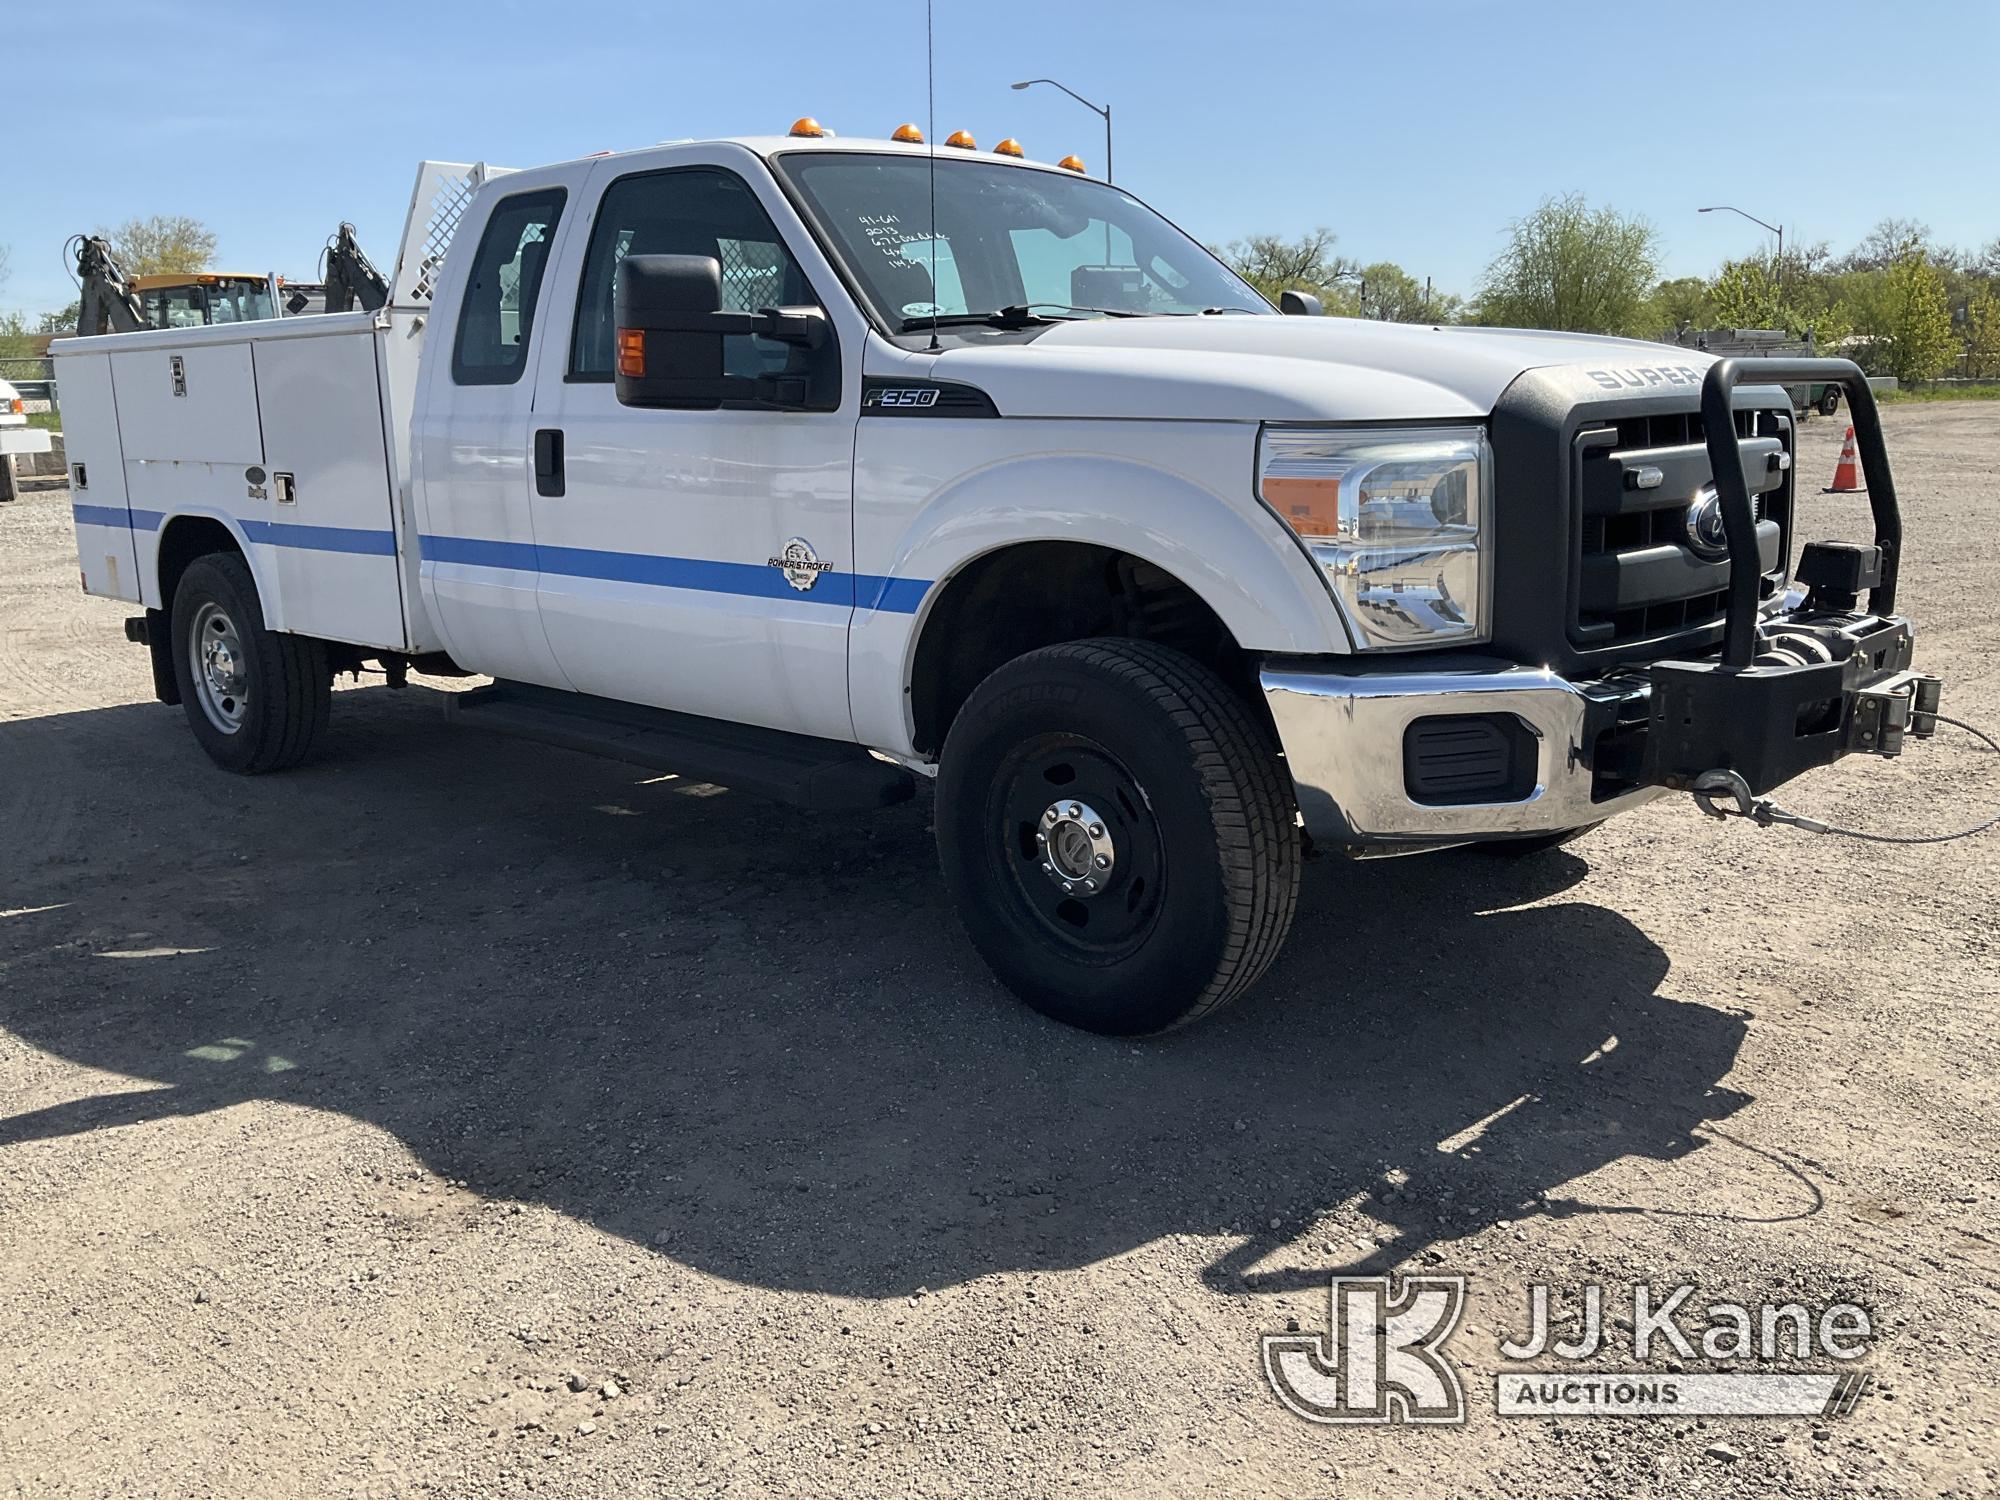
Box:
521 147 866 742
411 166 588 687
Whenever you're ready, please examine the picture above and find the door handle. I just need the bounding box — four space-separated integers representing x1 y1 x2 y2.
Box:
533 428 565 498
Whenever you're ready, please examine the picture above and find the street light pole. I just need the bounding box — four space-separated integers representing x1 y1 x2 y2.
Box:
1700 204 1785 304
1011 78 1113 183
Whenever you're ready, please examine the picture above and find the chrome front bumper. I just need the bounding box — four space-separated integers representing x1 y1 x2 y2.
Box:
1260 656 1664 852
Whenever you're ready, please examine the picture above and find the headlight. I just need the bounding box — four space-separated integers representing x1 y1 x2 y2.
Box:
1258 424 1490 650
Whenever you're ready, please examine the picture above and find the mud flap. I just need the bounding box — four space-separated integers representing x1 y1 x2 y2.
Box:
126 610 181 705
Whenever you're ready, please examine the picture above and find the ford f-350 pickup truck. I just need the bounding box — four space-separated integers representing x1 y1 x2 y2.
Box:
52 127 1937 1035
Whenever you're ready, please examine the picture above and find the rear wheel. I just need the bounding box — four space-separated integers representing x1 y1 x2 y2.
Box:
169 552 330 773
1818 387 1841 417
935 639 1300 1035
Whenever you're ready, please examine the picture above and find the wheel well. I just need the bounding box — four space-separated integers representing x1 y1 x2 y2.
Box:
909 542 1266 756
155 516 244 611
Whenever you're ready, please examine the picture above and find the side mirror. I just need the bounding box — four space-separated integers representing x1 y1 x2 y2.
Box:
615 254 729 408
1279 289 1323 317
614 253 835 410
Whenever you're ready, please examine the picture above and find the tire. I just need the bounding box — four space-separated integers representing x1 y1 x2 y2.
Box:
935 639 1300 1035
1473 823 1599 858
169 551 330 773
1818 388 1841 417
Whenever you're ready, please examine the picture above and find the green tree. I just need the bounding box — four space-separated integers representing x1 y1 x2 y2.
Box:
1647 275 1714 337
1474 193 1660 336
1210 229 1354 309
1873 239 1956 383
1964 286 2000 379
1355 261 1462 323
103 215 218 276
1839 217 1933 272
1709 256 1784 330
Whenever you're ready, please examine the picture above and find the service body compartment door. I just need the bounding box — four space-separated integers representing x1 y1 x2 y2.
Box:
109 342 264 464
111 340 266 613
56 353 141 602
251 330 408 651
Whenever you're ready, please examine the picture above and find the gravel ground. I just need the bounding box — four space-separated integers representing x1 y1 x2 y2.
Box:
1 403 1995 1498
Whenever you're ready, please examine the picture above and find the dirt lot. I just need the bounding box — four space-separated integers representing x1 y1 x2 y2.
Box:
1 404 1996 1498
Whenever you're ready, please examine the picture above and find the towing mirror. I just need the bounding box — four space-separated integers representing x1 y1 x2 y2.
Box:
1279 289 1323 316
614 254 730 408
614 253 835 410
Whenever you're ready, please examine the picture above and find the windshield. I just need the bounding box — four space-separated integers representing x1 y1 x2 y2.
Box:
777 152 1272 330
139 278 277 329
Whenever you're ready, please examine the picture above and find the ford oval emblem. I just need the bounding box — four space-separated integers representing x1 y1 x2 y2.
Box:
1684 485 1732 561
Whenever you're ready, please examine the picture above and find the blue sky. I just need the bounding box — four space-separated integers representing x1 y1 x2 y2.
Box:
6 0 1994 320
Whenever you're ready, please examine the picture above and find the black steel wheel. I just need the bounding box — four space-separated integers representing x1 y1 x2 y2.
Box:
936 639 1299 1035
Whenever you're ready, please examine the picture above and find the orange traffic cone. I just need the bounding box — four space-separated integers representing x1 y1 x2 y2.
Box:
1825 426 1864 493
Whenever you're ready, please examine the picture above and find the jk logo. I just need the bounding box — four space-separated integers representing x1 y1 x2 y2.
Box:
1263 1275 1467 1425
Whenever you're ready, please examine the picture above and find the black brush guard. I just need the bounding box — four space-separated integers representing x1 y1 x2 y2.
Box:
1641 358 1924 796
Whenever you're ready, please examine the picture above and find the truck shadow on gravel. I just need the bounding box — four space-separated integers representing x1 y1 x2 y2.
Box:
0 689 1756 1298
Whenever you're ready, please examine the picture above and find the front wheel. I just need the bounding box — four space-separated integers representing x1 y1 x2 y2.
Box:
935 639 1300 1035
169 552 330 773
1818 388 1841 417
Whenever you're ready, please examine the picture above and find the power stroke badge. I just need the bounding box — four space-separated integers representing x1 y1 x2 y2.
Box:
768 537 834 593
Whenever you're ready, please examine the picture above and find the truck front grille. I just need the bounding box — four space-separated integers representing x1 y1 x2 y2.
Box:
1570 405 1794 653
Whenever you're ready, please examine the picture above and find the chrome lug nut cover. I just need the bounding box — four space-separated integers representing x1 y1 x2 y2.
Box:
1034 799 1116 896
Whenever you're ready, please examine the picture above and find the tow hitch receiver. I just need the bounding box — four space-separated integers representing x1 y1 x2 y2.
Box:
1640 358 1939 798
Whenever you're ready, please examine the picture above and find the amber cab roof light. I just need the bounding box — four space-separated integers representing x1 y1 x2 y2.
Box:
788 116 828 138
943 129 977 150
1057 154 1087 173
993 138 1025 158
891 123 925 143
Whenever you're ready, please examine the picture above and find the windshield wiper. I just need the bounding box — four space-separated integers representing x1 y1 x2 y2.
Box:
1005 303 1144 321
895 303 1144 333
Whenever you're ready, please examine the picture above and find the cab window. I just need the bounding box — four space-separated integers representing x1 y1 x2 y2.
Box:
569 167 825 384
452 188 566 386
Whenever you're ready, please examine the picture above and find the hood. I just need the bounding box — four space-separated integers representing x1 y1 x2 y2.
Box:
921 316 1717 423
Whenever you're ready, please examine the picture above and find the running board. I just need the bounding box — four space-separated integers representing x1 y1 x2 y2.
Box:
444 681 914 812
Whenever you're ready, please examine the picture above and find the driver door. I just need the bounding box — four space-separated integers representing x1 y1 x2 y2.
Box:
526 154 863 742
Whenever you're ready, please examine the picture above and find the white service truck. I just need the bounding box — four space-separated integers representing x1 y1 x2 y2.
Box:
0 378 55 502
53 129 1936 1035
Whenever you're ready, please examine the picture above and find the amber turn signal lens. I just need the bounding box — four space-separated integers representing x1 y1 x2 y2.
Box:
993 138 1025 157
891 123 924 143
788 116 827 138
943 129 977 150
616 328 646 378
1262 477 1342 537
1057 154 1086 172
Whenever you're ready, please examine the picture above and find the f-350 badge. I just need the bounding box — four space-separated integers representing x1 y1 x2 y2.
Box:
768 537 834 593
